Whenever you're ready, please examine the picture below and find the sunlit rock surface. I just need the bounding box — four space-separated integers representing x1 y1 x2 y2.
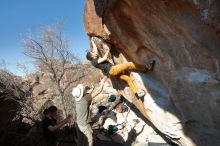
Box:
84 0 220 145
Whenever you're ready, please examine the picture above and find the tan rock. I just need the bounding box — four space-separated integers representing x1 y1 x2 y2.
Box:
84 0 220 145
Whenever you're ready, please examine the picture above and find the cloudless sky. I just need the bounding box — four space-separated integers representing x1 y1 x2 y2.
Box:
0 0 89 75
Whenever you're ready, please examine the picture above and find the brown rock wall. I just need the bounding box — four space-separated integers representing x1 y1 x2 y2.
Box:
84 0 220 145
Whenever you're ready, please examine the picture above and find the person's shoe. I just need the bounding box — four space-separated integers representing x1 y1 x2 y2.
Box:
135 89 146 98
146 60 156 71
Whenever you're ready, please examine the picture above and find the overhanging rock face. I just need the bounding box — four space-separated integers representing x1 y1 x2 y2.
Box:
84 0 220 146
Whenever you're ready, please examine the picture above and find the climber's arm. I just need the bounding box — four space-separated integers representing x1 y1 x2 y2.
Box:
48 122 64 132
97 44 110 63
91 76 107 98
91 38 98 55
48 116 71 132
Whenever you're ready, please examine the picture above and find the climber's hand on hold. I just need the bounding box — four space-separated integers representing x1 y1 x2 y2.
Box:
91 37 97 42
91 37 94 42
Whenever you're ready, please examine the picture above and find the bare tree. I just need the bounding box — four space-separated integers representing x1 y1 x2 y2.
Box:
22 24 81 117
16 61 31 76
0 58 8 71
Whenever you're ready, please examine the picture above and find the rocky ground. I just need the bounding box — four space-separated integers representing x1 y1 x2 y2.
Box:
0 69 172 146
90 81 171 146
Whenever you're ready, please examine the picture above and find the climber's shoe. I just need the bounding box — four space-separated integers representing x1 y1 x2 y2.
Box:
135 89 146 98
146 60 156 72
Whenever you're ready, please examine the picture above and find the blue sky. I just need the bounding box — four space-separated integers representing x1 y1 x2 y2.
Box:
0 0 89 75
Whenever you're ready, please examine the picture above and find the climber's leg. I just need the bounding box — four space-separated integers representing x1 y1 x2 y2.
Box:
78 124 93 146
119 74 137 93
119 74 146 98
109 62 150 76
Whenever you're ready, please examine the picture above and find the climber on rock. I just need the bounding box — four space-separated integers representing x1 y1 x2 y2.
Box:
86 37 155 98
72 76 107 146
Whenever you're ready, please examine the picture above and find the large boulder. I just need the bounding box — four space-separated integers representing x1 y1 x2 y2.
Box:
84 0 220 146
